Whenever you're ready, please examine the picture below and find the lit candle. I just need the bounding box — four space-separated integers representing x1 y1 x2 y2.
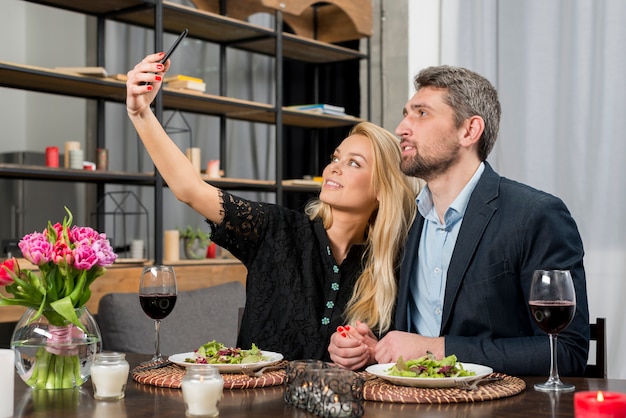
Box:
181 365 224 417
574 391 626 418
91 352 130 400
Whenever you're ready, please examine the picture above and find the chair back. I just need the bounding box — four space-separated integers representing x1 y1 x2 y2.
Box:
583 317 607 378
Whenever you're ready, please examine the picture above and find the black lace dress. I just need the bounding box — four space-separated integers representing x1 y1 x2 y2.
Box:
206 191 364 361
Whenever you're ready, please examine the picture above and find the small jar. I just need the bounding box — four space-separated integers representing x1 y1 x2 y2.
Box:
181 365 224 417
90 352 130 401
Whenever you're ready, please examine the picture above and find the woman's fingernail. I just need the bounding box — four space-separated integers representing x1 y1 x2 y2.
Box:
155 75 162 81
340 332 347 338
158 52 165 57
337 326 344 333
146 85 153 91
156 64 164 70
345 325 351 331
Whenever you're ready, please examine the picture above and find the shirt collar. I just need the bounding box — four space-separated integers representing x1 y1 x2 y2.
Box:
416 162 486 224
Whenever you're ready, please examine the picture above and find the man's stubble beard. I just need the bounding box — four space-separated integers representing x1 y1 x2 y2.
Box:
400 142 460 181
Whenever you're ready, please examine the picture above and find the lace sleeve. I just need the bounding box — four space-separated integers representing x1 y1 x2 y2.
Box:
205 190 302 265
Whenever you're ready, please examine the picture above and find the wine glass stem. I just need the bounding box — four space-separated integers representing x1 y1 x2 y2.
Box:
154 319 162 361
547 333 561 384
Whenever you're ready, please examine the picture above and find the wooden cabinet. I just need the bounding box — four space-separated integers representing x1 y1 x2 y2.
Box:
0 0 369 262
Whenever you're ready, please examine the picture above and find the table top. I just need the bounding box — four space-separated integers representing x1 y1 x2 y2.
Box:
12 353 626 418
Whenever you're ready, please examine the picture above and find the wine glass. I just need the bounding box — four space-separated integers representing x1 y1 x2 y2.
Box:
139 265 177 364
529 269 576 392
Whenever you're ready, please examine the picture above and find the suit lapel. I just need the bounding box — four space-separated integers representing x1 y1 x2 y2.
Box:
396 215 424 329
440 162 500 331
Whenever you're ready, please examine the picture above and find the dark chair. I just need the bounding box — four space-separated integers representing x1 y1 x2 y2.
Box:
583 317 606 378
97 281 246 355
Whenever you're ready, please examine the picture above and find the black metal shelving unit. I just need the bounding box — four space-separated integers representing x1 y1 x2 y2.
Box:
4 0 371 263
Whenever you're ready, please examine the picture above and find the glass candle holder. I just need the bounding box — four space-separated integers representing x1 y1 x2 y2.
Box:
90 352 130 401
181 365 224 417
309 368 364 418
284 360 325 408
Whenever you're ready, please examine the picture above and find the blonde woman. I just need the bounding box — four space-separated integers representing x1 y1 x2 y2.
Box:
126 52 418 360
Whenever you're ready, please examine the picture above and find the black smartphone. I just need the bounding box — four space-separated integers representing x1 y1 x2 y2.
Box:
161 28 188 64
142 28 188 85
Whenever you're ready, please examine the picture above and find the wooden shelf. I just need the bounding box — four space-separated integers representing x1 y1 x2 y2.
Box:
0 162 155 185
0 62 362 128
0 162 323 192
25 0 366 63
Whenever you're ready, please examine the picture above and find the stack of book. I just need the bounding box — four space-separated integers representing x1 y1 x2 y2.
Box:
165 74 206 92
287 103 347 116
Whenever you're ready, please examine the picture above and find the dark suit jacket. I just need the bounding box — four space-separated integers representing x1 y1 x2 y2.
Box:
395 162 590 376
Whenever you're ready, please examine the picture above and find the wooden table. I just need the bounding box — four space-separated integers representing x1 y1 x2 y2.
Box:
12 354 626 418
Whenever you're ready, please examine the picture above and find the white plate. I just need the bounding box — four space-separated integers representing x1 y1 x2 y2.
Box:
365 362 493 388
168 350 283 373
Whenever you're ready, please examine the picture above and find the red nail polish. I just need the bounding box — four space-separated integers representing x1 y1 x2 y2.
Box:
155 75 162 81
337 326 344 333
146 85 153 91
156 64 164 70
345 325 351 331
340 332 347 338
158 52 165 57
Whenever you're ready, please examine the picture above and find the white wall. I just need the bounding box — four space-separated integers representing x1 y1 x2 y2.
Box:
0 1 27 151
0 2 87 155
0 2 89 225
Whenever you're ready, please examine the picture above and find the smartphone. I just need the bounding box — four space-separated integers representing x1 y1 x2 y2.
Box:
161 28 188 64
142 28 188 85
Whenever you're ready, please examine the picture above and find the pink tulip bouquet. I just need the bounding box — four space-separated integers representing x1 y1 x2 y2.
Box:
0 207 117 389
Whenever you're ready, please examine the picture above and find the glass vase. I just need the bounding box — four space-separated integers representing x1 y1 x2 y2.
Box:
11 307 102 389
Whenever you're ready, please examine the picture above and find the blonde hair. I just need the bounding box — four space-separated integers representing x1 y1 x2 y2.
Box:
305 122 419 333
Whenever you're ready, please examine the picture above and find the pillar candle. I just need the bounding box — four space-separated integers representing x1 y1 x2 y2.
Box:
0 349 14 418
186 147 201 173
574 391 626 418
207 159 220 178
45 146 59 167
64 141 81 168
130 239 145 260
164 230 180 262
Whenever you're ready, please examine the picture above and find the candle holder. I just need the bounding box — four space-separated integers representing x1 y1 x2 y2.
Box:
181 365 223 417
309 369 364 418
91 352 130 401
283 360 363 418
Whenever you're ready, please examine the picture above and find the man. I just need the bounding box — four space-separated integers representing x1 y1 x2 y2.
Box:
328 65 589 376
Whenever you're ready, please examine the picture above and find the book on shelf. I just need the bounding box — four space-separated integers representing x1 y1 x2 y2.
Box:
164 74 204 84
287 103 346 114
166 79 206 92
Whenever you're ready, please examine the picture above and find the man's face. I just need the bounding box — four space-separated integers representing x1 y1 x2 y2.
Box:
395 87 462 181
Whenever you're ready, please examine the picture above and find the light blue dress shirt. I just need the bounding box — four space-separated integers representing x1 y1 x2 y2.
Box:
407 163 485 337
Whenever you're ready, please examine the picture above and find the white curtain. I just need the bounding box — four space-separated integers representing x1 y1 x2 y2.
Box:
432 0 626 378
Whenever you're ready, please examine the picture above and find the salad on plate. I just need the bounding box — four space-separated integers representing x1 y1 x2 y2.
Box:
168 340 284 372
387 353 476 378
185 340 265 365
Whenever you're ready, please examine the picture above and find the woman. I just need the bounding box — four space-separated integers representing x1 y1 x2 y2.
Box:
126 53 419 360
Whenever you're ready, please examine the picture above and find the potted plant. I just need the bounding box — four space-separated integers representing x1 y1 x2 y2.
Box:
178 226 211 260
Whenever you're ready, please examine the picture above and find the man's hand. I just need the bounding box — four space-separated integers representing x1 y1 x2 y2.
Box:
375 331 445 363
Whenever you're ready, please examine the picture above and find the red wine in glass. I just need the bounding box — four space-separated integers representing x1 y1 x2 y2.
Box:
140 294 177 320
529 301 576 334
139 265 177 364
529 269 576 392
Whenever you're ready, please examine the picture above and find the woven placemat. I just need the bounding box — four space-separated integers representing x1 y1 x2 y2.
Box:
361 373 525 403
132 361 287 389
